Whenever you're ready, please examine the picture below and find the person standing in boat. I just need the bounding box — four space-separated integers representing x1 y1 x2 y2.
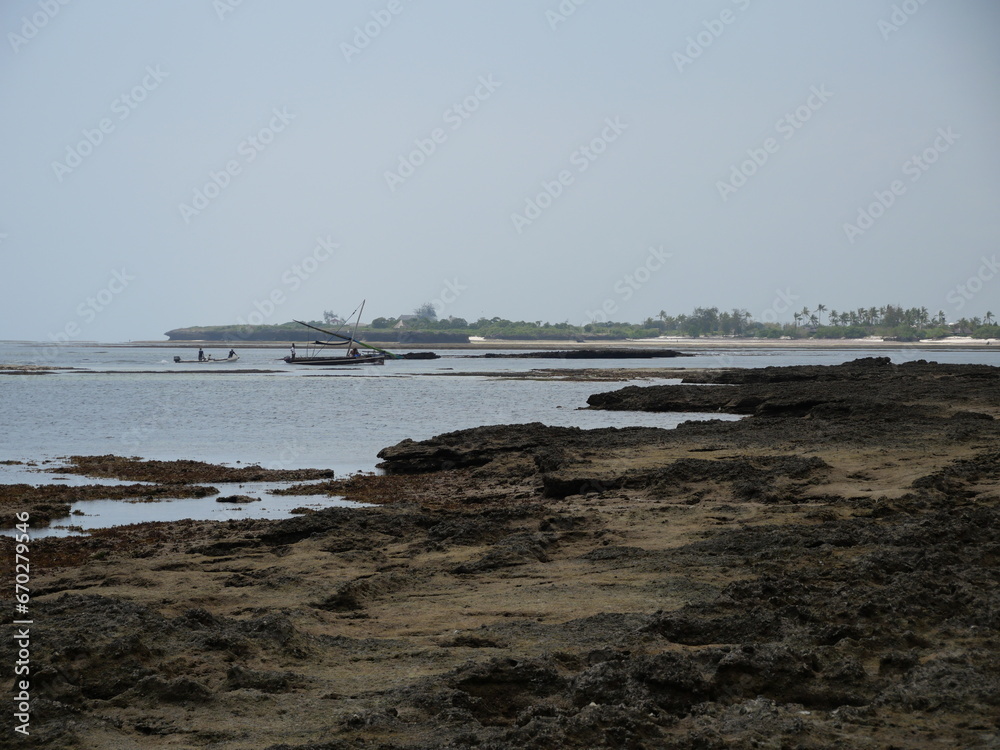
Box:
228 349 236 358
198 347 205 361
289 343 296 360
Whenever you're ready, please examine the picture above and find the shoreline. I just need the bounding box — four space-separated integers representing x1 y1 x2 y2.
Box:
4 336 998 351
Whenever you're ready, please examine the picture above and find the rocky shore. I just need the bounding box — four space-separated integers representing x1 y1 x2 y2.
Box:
1 358 999 748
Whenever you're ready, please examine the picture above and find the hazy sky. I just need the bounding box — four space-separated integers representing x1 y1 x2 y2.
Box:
2 0 998 341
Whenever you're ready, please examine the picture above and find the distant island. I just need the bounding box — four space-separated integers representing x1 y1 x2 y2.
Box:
164 304 999 343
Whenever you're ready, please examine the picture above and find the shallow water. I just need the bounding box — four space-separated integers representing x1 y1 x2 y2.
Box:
2 342 994 470
0 459 368 537
22 479 364 539
1 341 994 533
0 342 764 471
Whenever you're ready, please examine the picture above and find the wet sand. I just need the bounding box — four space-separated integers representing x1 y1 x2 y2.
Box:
1 358 999 748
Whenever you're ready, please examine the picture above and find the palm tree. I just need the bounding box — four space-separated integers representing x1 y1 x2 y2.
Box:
816 304 827 326
986 311 995 325
793 312 802 328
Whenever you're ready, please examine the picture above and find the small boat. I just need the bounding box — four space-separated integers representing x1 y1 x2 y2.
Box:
284 301 398 367
173 355 240 363
285 353 385 366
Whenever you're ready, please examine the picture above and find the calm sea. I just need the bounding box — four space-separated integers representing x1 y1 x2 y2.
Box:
1 341 994 534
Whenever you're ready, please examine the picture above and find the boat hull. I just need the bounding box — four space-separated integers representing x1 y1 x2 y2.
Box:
173 356 240 363
284 355 385 366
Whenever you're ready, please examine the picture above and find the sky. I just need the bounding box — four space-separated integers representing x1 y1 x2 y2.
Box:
1 0 998 342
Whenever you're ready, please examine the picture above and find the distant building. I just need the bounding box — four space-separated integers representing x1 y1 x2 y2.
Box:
394 314 420 329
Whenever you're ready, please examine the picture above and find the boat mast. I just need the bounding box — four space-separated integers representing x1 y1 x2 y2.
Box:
291 317 401 358
350 300 365 351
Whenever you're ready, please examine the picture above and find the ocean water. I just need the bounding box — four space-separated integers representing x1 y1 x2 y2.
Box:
2 342 995 469
1 341 994 533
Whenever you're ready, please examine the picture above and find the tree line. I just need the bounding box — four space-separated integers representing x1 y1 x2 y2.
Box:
647 305 996 340
382 303 999 341
166 303 999 342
